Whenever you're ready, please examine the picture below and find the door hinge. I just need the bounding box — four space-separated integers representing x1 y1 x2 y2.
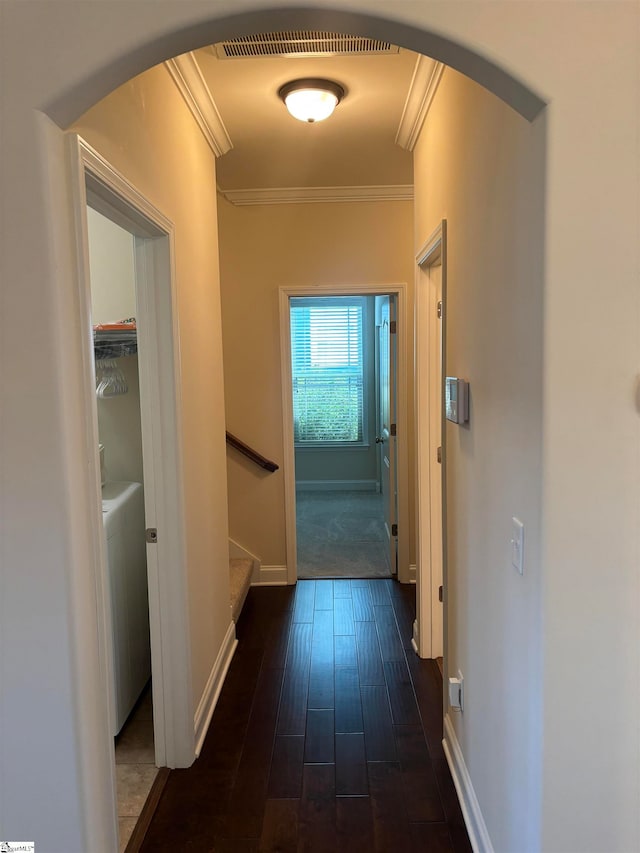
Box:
390 423 397 437
437 301 443 319
390 320 397 334
391 523 398 537
146 528 158 544
438 585 443 602
437 446 442 463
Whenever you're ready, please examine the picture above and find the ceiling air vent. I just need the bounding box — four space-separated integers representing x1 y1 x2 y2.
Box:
213 31 399 60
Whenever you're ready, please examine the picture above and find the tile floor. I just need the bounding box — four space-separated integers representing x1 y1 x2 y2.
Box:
115 684 157 852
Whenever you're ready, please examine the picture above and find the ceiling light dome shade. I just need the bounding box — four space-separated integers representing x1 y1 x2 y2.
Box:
278 78 345 123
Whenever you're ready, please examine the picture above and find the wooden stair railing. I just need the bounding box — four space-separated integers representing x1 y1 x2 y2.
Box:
225 431 279 473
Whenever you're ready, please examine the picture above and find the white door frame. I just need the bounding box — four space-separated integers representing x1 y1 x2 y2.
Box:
414 221 447 658
279 283 410 584
68 136 195 769
375 295 398 576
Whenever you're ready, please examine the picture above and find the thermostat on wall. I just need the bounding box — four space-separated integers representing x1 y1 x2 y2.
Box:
445 377 469 424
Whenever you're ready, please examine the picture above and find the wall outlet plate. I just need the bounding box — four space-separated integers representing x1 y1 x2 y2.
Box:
448 671 464 711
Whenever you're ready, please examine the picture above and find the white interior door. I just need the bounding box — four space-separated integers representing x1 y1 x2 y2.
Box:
376 295 398 575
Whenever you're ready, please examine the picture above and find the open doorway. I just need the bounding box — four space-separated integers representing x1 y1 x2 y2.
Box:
291 294 391 578
85 205 158 846
279 284 409 583
70 137 195 849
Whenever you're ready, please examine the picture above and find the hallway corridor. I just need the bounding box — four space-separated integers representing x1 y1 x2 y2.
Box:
140 580 471 852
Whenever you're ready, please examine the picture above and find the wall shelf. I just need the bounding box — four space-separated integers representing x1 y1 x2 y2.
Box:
94 328 137 359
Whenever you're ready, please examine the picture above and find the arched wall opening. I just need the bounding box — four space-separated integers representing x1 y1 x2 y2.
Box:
6 4 639 853
60 8 548 853
48 8 546 130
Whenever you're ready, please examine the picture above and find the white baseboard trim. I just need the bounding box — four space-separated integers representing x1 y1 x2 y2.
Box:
252 565 288 586
296 479 378 492
194 621 237 757
411 618 420 655
443 714 494 853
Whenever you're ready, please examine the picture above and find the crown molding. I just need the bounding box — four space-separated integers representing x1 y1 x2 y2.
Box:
396 56 445 151
221 184 414 206
164 53 232 157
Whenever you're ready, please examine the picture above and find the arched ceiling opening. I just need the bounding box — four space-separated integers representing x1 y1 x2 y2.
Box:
47 8 546 129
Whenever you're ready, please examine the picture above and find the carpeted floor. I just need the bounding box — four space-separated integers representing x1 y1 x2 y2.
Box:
296 490 391 578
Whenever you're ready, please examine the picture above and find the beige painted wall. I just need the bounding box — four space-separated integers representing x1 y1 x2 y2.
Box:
73 64 231 716
218 197 415 568
87 207 136 324
414 67 545 851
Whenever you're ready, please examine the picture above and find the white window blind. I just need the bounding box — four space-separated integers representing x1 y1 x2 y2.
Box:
290 297 365 443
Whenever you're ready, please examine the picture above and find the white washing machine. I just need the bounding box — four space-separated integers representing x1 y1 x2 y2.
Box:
102 481 151 734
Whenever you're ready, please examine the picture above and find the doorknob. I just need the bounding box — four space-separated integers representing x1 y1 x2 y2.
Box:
375 436 384 444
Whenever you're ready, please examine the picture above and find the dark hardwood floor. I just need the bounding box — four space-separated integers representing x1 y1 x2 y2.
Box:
140 580 471 852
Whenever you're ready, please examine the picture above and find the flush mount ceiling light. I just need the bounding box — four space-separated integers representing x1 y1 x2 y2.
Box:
278 78 345 123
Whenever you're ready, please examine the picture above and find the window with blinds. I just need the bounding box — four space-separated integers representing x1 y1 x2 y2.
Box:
290 297 365 444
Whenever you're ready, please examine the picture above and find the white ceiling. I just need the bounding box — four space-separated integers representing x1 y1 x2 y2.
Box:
192 44 421 194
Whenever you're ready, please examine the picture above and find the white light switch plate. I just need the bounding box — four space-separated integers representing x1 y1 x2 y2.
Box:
511 517 524 575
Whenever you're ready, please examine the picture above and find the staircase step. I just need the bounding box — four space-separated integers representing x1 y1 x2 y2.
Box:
230 558 253 622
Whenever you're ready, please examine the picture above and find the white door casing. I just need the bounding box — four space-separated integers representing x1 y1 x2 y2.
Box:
279 283 410 584
414 221 447 659
376 295 398 576
427 264 443 655
69 135 195 770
